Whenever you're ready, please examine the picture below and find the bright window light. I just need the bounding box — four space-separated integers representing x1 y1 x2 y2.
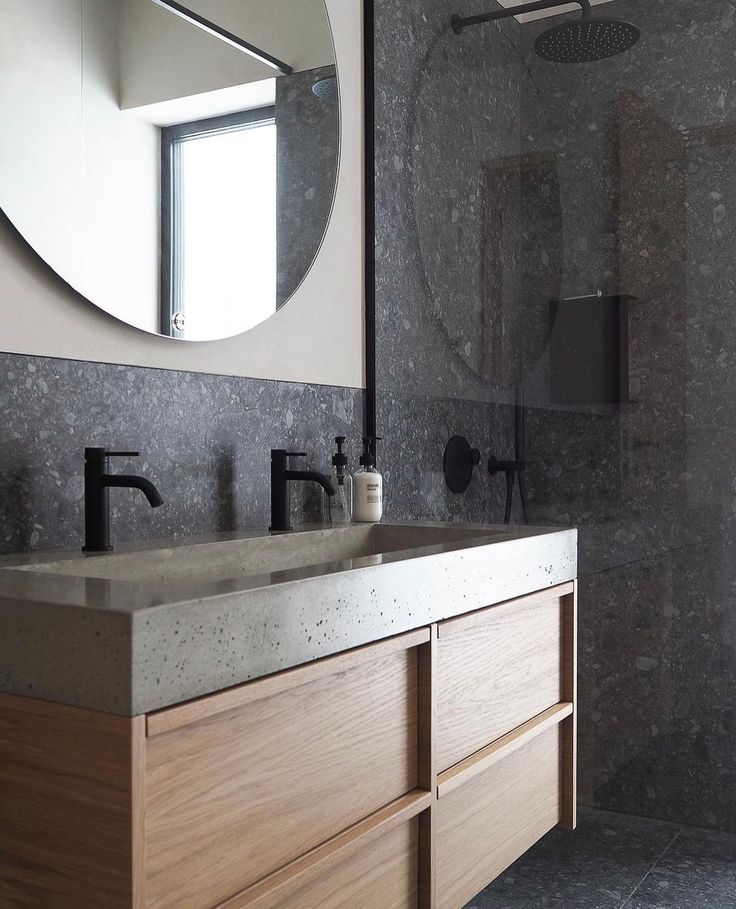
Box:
164 111 277 340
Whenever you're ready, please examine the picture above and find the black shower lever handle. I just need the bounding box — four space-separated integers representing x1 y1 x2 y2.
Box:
504 471 514 526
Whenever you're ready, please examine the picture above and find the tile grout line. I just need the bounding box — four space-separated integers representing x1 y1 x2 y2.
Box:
617 824 686 909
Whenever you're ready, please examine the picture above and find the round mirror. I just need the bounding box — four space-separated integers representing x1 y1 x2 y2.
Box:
0 0 340 341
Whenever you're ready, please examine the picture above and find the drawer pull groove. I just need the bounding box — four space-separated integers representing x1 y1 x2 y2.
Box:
214 789 431 909
437 702 573 798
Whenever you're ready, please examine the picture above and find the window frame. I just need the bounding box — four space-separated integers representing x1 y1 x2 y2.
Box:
159 106 277 338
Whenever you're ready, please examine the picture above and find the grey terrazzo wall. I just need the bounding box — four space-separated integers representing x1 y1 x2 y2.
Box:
373 0 522 529
374 0 525 408
379 390 517 526
0 352 362 554
517 0 736 833
374 0 736 832
276 64 339 307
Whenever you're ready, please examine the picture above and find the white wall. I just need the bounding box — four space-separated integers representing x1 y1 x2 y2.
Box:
185 0 336 71
0 0 84 287
82 0 161 333
120 0 335 110
0 0 161 334
0 0 364 389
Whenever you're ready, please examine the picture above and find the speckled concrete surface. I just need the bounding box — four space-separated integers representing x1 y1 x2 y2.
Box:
0 351 362 554
626 825 736 909
0 522 576 715
465 808 736 909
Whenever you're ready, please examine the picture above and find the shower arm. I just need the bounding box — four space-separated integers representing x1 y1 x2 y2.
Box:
452 0 591 34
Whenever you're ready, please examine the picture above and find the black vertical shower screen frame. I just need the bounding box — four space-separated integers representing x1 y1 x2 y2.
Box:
363 0 377 440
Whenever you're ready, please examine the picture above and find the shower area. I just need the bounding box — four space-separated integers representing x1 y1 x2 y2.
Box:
374 0 736 896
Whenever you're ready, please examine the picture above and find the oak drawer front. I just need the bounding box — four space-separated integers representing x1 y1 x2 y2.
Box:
145 638 422 909
435 724 561 909
246 816 419 909
437 588 565 771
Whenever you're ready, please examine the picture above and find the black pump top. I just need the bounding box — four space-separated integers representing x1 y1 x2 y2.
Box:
332 436 348 468
360 435 382 467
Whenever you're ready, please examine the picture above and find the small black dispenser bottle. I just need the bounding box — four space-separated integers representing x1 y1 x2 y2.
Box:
328 436 353 524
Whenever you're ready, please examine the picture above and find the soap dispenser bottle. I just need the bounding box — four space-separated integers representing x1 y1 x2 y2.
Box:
328 436 353 525
354 436 383 523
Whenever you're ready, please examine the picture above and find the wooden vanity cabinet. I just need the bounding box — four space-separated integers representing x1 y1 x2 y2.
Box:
436 725 562 909
215 796 427 909
434 583 578 908
144 631 424 909
0 582 576 909
0 694 143 909
436 588 566 771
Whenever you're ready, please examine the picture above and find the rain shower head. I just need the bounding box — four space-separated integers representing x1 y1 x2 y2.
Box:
452 0 640 63
535 15 640 62
312 77 339 103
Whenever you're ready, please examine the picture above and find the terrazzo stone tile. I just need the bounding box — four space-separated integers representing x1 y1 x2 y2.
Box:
374 0 526 406
463 808 681 909
0 351 363 554
379 391 516 526
375 0 736 833
625 826 736 909
577 538 736 833
276 64 338 306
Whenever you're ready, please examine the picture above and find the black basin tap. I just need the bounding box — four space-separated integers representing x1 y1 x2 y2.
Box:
270 449 335 533
83 447 163 552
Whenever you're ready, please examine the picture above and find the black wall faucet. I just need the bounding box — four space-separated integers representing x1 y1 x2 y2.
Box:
270 449 335 533
83 447 164 552
489 387 530 526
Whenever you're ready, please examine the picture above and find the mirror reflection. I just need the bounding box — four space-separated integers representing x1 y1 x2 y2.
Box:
0 0 339 340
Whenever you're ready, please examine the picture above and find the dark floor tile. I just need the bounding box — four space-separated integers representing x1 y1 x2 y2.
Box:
625 826 736 909
464 809 680 909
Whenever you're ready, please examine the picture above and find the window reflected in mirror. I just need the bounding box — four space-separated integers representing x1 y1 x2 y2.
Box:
162 107 278 339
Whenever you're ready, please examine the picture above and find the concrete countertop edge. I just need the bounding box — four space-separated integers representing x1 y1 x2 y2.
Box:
0 524 578 716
